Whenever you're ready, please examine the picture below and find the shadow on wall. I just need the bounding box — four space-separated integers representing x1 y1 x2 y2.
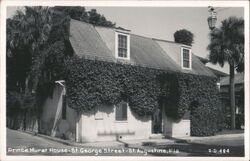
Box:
40 118 54 135
96 104 114 115
130 107 151 122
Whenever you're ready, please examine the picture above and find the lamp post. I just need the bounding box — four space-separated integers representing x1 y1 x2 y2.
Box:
207 6 217 30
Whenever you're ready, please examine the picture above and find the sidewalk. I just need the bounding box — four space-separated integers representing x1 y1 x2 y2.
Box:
23 129 244 148
175 133 244 144
23 130 175 148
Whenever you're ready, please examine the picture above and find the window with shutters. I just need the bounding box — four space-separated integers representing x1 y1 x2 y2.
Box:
181 47 192 70
115 102 128 121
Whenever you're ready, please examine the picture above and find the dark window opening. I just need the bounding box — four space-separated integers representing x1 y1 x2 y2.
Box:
115 102 127 121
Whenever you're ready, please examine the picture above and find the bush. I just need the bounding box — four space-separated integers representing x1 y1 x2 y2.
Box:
174 29 194 46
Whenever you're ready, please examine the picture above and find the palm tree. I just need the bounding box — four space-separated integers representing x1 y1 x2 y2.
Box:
7 7 53 91
7 7 54 131
207 16 244 129
7 6 70 131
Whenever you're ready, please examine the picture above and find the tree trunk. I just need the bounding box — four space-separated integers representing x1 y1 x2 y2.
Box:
229 64 236 129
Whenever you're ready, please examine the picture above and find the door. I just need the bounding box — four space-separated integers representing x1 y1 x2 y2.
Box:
152 107 162 134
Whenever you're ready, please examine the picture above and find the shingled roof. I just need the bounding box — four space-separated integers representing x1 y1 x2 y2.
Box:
69 19 215 77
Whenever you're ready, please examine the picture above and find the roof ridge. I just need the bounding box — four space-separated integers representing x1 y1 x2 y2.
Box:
71 19 189 47
131 33 183 45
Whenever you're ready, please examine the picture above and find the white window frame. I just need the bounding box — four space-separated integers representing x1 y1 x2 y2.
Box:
181 47 192 70
115 31 130 60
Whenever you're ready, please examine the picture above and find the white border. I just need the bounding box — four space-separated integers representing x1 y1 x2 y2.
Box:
0 1 249 161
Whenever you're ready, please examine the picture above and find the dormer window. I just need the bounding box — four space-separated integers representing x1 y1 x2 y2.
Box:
181 47 192 70
115 31 130 60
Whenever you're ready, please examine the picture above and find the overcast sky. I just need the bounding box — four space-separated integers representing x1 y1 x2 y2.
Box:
7 6 244 74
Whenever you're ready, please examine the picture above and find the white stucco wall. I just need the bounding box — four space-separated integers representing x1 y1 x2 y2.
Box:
40 84 77 140
162 107 190 137
77 104 152 143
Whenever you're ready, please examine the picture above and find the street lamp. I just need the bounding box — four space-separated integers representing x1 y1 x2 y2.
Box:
207 6 217 30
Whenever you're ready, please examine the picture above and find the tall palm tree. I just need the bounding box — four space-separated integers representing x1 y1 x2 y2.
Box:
7 7 54 131
207 16 244 129
7 6 70 131
7 7 53 92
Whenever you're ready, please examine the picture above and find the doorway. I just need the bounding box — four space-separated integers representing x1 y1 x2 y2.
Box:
152 106 162 134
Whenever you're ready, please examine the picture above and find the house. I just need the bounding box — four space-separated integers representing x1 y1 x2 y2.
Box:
196 56 229 89
203 65 244 129
219 73 244 129
208 67 228 90
38 19 216 143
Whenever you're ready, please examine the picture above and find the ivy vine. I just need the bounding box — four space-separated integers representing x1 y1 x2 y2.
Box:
60 56 223 136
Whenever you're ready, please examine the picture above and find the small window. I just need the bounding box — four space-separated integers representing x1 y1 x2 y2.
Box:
62 95 67 120
115 102 127 121
118 34 127 58
181 47 192 69
115 32 130 60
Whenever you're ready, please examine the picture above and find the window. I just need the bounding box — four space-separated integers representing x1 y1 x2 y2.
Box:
118 34 127 58
181 47 192 69
115 102 127 121
115 32 130 60
62 95 67 120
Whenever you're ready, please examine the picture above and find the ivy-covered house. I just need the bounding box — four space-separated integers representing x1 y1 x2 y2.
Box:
39 19 222 143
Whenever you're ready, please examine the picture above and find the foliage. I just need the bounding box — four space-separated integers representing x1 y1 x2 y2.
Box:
174 29 194 46
208 16 244 72
207 16 244 130
176 74 223 136
63 57 161 115
6 6 114 131
62 56 222 136
7 6 115 103
7 6 70 105
7 91 36 109
53 7 115 27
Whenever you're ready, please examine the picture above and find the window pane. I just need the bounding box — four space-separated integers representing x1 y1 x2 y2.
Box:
183 60 190 68
183 49 190 60
122 103 127 120
118 48 127 58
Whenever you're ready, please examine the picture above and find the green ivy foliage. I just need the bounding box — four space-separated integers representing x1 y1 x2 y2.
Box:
62 56 223 136
63 57 161 115
176 74 224 136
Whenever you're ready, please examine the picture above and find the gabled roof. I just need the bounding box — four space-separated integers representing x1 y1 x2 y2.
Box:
69 19 215 77
196 55 209 64
208 67 228 78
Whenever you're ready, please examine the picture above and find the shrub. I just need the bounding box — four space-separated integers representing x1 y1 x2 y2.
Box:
174 29 194 46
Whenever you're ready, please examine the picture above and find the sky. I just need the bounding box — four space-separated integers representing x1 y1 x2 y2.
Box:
7 6 244 74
